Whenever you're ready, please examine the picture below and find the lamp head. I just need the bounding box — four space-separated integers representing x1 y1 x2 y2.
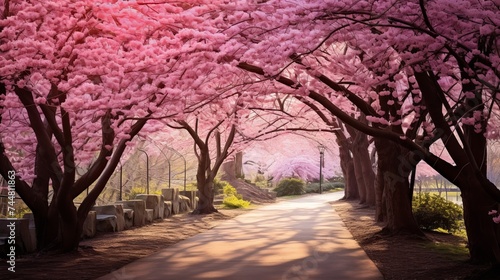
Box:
318 144 326 153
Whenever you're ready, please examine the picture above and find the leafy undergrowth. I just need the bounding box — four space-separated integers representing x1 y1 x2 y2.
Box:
222 184 251 209
222 195 251 208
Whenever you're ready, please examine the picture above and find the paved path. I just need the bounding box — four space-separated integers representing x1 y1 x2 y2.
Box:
98 192 383 280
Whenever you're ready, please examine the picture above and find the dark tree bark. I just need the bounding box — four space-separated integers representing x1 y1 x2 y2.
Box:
413 70 500 263
234 152 244 179
336 130 359 200
0 83 149 252
192 145 218 214
176 119 236 215
375 139 421 233
346 117 376 206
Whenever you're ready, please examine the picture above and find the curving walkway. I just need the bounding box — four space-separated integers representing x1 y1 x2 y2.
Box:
97 192 383 280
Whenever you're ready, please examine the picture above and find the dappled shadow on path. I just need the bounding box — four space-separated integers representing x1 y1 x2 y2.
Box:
99 193 382 280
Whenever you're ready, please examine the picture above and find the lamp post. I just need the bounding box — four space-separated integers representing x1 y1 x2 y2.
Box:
162 146 187 191
164 146 187 192
138 149 149 194
318 144 325 194
157 148 172 188
119 161 123 201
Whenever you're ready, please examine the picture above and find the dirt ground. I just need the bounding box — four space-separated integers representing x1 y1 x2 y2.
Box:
0 208 251 280
1 196 496 280
330 199 493 280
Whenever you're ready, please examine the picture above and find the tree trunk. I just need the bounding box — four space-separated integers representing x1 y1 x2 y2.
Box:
340 151 358 200
193 149 218 214
352 132 375 206
374 160 386 223
456 171 500 264
235 152 244 179
346 116 375 206
376 139 421 234
352 153 367 204
336 131 359 200
58 201 79 252
194 181 217 214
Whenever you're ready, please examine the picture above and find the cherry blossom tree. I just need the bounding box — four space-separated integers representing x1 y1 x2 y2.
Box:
219 0 500 263
0 0 223 251
167 114 237 214
1 0 499 264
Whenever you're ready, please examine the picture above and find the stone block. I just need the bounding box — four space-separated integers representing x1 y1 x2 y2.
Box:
145 209 154 223
213 198 223 206
116 200 146 227
92 204 125 231
158 195 165 219
164 201 172 218
113 204 125 231
22 213 37 249
96 215 117 232
172 201 180 215
0 218 36 253
136 194 162 220
180 191 198 210
179 195 191 213
123 209 134 229
161 188 179 202
82 211 97 238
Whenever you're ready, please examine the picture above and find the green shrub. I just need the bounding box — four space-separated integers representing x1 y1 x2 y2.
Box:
213 179 231 194
125 186 161 200
221 182 250 208
254 175 269 189
412 193 463 233
222 183 242 199
305 182 345 193
223 195 251 208
274 178 305 197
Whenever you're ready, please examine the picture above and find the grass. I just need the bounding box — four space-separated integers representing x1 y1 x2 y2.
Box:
422 242 469 261
415 191 462 203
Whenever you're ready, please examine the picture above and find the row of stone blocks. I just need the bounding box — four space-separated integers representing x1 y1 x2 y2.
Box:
82 190 199 238
0 189 199 254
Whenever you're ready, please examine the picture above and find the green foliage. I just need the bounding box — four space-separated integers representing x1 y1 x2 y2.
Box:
125 186 161 200
274 178 305 197
185 182 198 191
222 183 242 199
305 182 345 193
214 179 230 195
15 207 32 219
412 193 464 233
254 174 269 189
223 195 251 208
0 203 31 218
221 182 250 208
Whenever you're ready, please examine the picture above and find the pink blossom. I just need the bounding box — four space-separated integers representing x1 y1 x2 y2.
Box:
493 216 500 224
